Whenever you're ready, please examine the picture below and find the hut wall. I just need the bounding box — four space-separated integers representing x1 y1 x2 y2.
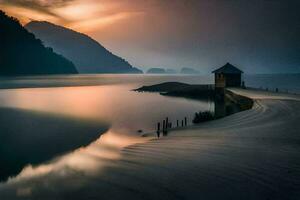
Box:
215 73 226 88
224 74 241 87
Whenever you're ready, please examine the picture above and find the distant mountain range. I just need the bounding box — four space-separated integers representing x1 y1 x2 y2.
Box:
146 68 177 74
166 69 177 74
0 10 77 75
146 67 200 74
26 21 142 74
180 67 200 74
146 68 167 74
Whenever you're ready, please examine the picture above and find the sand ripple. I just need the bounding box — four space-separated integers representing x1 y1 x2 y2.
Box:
96 90 300 200
1 90 300 200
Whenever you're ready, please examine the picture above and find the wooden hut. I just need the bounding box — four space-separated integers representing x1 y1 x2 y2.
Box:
212 63 243 87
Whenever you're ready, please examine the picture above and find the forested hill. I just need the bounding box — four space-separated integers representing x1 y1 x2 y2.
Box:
0 11 78 75
26 21 142 74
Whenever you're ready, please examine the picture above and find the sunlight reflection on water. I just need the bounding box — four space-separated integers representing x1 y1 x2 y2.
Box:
7 130 148 186
0 75 212 198
0 84 211 134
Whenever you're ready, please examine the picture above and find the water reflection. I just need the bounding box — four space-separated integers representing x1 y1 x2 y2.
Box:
0 84 209 134
0 107 108 182
0 129 149 199
214 88 226 119
0 81 210 194
214 88 253 118
6 130 147 184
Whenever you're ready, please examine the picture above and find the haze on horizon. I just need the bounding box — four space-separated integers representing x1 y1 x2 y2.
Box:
0 0 299 74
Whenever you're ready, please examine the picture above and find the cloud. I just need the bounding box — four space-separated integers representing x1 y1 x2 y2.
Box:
0 0 73 17
0 0 76 24
0 0 144 28
68 11 144 32
0 0 299 72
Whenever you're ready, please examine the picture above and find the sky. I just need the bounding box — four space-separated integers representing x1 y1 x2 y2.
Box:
0 0 299 73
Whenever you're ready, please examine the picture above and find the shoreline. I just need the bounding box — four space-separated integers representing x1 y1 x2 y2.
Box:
101 88 300 200
1 87 300 199
0 75 212 90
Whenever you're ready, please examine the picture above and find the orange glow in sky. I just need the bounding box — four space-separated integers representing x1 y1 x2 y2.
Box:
1 0 299 73
0 0 144 32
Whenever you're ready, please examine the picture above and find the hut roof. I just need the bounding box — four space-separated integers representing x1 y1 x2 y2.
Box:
212 63 243 74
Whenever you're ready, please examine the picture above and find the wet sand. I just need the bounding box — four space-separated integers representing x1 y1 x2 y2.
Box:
94 89 300 200
1 89 300 200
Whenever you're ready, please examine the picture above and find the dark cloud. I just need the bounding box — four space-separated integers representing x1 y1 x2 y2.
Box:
0 0 74 18
1 0 299 73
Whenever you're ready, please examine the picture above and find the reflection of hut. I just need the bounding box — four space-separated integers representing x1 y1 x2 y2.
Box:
212 63 243 87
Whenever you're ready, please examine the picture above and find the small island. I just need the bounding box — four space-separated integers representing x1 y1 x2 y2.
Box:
180 67 200 74
146 68 167 74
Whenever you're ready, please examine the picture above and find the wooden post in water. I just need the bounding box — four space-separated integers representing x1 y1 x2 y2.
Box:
165 117 169 135
157 122 161 138
184 117 187 126
166 117 169 129
169 122 172 129
164 120 168 136
181 120 184 127
163 120 165 135
177 120 179 127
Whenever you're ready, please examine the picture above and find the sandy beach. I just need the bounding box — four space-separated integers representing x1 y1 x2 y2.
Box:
1 1 299 199
90 88 300 200
1 88 299 200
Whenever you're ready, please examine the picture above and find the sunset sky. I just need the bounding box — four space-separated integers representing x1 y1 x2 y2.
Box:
0 0 299 73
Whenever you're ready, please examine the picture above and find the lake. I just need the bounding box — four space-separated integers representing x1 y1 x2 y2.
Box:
0 75 212 186
0 74 299 199
243 73 300 93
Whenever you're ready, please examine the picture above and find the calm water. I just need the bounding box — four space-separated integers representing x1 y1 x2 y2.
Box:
0 76 213 134
243 74 300 93
0 75 212 189
0 73 299 93
0 74 299 199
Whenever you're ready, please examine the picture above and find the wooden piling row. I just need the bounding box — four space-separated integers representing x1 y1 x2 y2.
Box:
156 122 161 138
156 117 188 138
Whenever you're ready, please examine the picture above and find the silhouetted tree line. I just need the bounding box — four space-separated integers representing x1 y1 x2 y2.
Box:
0 10 77 75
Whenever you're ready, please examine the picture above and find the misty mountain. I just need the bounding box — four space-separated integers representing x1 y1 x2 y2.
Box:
0 11 77 75
180 68 200 74
146 68 178 74
146 68 166 74
25 21 142 74
166 69 177 74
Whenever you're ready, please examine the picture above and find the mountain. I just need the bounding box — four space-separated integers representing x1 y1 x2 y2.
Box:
166 69 177 74
180 67 200 74
146 68 166 74
25 21 142 74
0 11 77 76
